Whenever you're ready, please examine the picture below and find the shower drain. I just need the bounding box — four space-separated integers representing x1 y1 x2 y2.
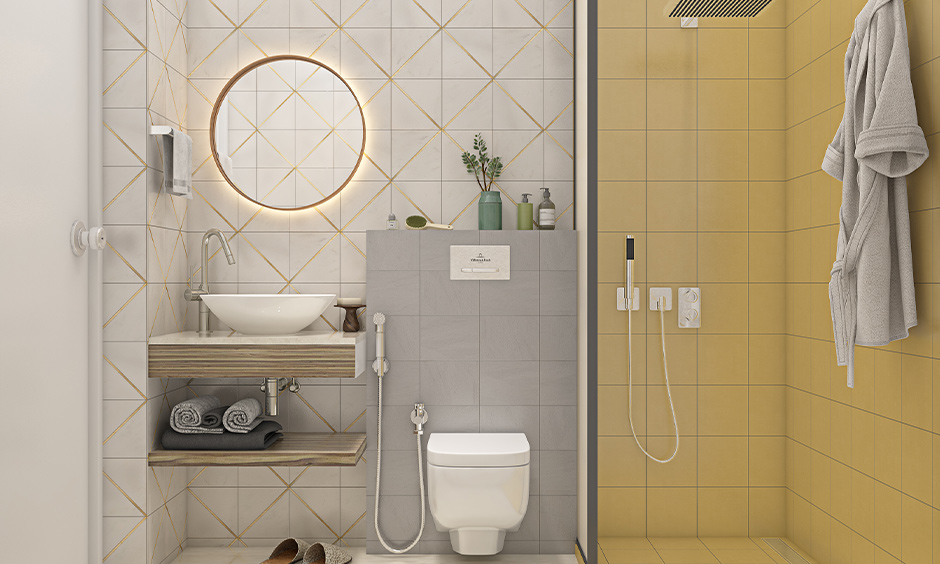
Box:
761 538 813 564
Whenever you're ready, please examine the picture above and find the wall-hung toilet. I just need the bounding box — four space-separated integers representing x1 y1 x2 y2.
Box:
427 433 530 555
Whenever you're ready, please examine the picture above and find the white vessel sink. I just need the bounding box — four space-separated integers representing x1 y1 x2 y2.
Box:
200 294 335 335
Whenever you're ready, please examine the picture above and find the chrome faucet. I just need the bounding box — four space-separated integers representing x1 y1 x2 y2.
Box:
185 228 235 335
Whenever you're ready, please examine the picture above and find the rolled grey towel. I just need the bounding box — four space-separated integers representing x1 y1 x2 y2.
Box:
171 396 224 434
161 420 283 451
223 397 263 433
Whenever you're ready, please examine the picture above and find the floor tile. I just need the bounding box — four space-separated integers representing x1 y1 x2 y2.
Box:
601 538 656 550
649 538 708 550
701 538 761 551
604 549 665 564
656 550 720 564
595 538 816 564
710 549 775 564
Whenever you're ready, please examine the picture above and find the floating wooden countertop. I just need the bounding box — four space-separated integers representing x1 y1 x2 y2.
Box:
148 432 366 467
148 331 365 379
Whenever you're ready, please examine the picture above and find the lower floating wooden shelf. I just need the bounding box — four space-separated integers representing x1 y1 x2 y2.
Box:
148 432 366 467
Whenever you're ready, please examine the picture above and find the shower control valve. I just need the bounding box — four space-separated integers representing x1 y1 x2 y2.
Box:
678 287 702 329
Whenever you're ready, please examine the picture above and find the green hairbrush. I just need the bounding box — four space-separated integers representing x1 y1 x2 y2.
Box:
405 216 453 230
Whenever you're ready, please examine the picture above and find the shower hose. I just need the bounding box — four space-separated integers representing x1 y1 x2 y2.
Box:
373 375 426 553
627 297 680 463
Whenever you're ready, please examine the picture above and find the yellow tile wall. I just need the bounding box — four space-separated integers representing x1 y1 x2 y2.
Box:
596 0 788 538
784 0 940 563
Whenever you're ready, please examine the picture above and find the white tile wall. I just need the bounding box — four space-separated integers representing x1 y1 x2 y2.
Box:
102 0 572 559
103 0 190 562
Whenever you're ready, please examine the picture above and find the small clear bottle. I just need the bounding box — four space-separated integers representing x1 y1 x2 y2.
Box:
537 187 555 230
386 213 398 230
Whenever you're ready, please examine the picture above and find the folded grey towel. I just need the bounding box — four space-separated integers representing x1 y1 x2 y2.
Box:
223 398 263 433
171 396 224 434
161 420 283 451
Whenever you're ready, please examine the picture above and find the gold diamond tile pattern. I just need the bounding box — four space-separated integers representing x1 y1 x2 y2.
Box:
185 0 574 288
186 466 366 548
101 0 194 562
142 2 192 561
100 0 571 560
182 382 366 545
146 0 191 343
182 0 570 547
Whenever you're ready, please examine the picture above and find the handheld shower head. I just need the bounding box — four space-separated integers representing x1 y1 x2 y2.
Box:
373 312 387 377
625 235 635 309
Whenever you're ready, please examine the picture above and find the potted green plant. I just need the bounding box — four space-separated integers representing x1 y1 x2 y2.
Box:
461 133 504 230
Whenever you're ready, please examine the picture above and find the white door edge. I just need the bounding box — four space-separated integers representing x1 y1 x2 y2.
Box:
87 0 104 560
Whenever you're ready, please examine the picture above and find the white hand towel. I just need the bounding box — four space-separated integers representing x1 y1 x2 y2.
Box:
167 127 192 198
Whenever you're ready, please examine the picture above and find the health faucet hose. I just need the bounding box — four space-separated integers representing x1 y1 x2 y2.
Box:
372 312 426 553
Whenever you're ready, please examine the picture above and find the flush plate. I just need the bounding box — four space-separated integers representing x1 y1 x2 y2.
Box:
450 245 511 280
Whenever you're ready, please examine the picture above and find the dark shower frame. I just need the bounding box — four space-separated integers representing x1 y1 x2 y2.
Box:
586 0 599 563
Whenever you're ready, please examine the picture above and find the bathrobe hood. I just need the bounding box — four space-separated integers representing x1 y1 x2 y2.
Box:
822 0 928 387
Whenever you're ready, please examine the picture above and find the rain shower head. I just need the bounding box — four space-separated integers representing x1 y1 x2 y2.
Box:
667 0 775 18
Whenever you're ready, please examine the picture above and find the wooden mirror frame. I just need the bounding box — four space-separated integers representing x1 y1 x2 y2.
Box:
209 55 367 211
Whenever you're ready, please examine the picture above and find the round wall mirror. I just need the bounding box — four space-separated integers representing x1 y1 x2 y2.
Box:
209 55 366 211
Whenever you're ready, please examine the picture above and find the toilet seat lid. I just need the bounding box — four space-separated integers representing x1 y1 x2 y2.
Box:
427 433 530 467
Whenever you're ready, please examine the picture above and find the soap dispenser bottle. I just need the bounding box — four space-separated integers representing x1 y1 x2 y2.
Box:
517 193 533 230
537 187 555 230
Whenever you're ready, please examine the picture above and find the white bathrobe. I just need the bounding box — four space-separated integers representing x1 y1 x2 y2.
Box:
822 0 928 387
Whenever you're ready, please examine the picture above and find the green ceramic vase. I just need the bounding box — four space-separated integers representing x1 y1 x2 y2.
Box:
478 191 502 230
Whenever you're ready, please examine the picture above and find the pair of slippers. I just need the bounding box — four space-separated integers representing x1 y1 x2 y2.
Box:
262 538 352 564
